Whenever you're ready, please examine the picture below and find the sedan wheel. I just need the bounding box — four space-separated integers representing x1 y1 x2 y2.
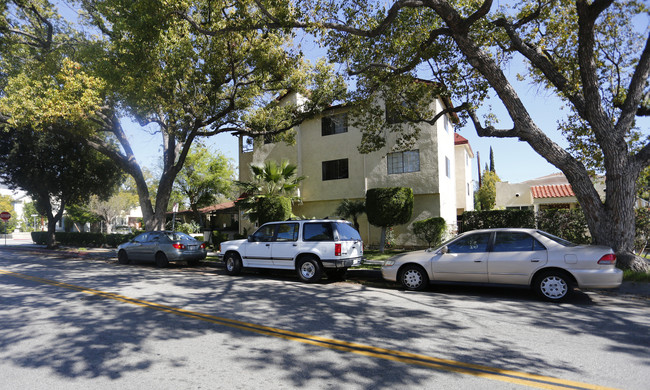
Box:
117 250 130 265
399 265 429 291
155 252 169 268
535 271 572 302
296 257 323 283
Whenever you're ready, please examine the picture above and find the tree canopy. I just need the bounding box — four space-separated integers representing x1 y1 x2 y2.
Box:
0 126 124 247
174 144 235 227
243 0 649 270
0 0 345 231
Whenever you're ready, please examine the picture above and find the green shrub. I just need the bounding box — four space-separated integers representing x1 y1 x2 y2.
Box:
413 217 447 247
366 187 414 228
536 209 590 244
212 230 230 247
30 231 135 247
31 232 48 245
257 196 291 225
461 210 535 232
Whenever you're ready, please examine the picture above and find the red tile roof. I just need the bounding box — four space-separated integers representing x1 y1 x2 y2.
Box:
531 184 575 199
199 201 237 213
454 133 469 145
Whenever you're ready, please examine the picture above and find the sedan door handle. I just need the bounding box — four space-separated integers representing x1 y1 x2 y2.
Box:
531 259 540 263
474 260 483 263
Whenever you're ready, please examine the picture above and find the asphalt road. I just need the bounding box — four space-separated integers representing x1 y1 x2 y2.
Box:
0 248 648 389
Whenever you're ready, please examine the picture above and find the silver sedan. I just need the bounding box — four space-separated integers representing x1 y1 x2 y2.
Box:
117 231 207 267
381 228 623 301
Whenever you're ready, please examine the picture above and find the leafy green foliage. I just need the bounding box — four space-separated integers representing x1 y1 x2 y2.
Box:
0 195 17 232
366 187 413 252
365 187 414 228
475 170 500 211
412 217 447 248
461 210 535 232
0 126 124 246
334 199 366 231
635 208 650 256
256 196 292 225
1 0 346 231
236 160 304 225
536 209 590 244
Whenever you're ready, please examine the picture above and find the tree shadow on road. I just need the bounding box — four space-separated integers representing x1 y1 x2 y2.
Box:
0 250 647 388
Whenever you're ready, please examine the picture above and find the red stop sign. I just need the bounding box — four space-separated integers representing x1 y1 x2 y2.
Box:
0 211 11 221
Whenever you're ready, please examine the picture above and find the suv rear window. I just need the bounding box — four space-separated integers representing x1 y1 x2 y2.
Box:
335 222 361 241
303 223 334 241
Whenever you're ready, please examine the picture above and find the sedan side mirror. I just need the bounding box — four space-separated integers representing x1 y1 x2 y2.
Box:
439 246 449 254
248 235 255 242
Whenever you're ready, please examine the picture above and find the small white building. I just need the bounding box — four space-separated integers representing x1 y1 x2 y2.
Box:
496 173 606 211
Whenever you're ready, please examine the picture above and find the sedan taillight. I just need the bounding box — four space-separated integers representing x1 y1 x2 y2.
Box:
173 243 186 250
597 254 616 265
335 243 342 256
200 242 206 249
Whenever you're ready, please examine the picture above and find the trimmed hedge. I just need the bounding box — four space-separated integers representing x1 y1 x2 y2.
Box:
366 187 414 227
31 231 138 247
537 209 590 244
460 209 591 244
461 210 535 232
412 217 447 248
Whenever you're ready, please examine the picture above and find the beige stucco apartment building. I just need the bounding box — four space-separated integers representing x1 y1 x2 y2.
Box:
238 92 474 247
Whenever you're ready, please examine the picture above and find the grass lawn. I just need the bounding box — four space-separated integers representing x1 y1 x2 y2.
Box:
623 270 650 282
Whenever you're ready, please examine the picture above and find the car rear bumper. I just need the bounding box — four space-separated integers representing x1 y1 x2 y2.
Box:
573 268 623 289
166 250 207 262
322 256 362 269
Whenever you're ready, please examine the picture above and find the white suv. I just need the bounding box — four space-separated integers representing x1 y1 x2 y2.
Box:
218 219 363 283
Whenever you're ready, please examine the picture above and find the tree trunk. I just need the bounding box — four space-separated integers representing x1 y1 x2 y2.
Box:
379 226 387 253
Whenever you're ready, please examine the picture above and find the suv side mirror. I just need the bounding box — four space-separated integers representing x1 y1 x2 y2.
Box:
440 246 449 254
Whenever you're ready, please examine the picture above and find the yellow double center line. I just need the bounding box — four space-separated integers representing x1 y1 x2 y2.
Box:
0 268 617 390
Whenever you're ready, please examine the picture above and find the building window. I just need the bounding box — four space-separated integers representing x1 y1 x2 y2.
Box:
322 113 348 136
445 157 451 178
322 159 349 181
465 151 469 166
386 101 410 124
387 150 420 174
467 183 470 196
242 136 254 153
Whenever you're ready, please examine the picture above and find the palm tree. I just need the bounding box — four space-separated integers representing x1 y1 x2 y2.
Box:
236 160 305 224
335 199 366 232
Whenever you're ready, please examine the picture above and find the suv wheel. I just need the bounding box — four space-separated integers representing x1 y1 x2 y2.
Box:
224 252 242 276
296 256 323 283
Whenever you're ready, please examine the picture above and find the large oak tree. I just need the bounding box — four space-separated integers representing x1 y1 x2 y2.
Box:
244 0 649 270
1 0 345 231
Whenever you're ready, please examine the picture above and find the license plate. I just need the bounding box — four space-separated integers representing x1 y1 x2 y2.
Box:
189 245 197 250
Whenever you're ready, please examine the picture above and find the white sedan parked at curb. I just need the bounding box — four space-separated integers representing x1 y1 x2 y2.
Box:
381 228 623 301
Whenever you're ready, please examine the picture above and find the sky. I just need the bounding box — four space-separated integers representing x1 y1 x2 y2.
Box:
57 1 647 186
